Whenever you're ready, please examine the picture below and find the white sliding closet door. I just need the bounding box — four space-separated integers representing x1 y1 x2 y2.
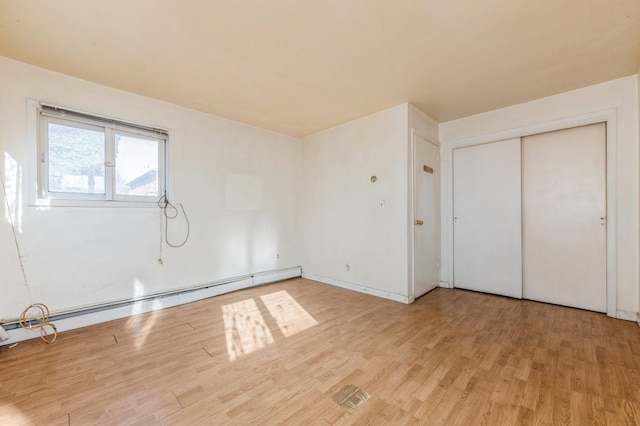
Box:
453 138 522 298
522 123 606 312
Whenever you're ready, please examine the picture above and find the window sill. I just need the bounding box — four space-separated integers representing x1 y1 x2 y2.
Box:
28 199 161 208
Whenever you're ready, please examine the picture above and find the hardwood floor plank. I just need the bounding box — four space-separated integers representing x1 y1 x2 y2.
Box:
2 279 640 424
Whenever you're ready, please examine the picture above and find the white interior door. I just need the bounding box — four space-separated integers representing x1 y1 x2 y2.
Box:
522 123 607 312
453 138 522 298
413 134 439 298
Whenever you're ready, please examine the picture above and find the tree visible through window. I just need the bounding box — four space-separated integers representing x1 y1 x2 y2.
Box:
48 122 106 194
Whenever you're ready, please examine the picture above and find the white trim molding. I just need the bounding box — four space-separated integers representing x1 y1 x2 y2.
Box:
446 109 618 317
616 310 638 322
302 273 410 304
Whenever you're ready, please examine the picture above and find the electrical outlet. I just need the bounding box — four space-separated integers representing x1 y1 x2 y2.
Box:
345 264 350 271
277 253 280 259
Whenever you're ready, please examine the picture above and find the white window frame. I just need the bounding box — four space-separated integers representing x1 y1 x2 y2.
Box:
37 104 167 205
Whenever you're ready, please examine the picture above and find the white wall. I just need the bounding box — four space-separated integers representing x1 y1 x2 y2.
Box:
301 105 408 299
440 75 639 314
0 56 300 320
299 104 438 302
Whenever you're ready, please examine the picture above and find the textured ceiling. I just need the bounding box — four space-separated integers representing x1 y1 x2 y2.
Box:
1 0 639 137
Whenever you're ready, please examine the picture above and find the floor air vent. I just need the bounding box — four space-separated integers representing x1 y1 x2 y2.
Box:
332 384 370 411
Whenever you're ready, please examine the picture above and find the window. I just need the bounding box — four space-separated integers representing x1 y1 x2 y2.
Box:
39 105 167 203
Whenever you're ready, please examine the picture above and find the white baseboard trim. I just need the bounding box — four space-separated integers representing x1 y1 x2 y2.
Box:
616 310 638 322
302 273 410 304
439 281 451 288
0 267 302 347
637 313 640 327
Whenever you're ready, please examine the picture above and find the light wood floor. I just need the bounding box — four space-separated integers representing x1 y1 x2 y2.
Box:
2 278 640 425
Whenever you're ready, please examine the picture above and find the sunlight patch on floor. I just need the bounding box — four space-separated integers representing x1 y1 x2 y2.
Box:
0 403 30 425
222 298 274 361
260 290 318 337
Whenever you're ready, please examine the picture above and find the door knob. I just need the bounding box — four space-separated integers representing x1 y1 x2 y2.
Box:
416 220 424 226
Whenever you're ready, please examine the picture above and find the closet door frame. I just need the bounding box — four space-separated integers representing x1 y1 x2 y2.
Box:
445 109 617 317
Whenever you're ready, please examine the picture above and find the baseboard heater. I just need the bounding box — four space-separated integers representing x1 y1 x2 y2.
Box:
0 266 302 345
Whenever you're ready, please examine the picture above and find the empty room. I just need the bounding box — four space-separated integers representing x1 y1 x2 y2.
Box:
1 1 640 424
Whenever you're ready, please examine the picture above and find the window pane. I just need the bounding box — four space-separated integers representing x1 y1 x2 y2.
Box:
48 123 105 194
115 134 159 197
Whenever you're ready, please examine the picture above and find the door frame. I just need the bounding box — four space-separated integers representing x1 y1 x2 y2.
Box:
409 129 440 302
445 109 617 317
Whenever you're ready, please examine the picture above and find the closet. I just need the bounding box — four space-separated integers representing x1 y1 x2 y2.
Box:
452 123 607 312
452 138 522 298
